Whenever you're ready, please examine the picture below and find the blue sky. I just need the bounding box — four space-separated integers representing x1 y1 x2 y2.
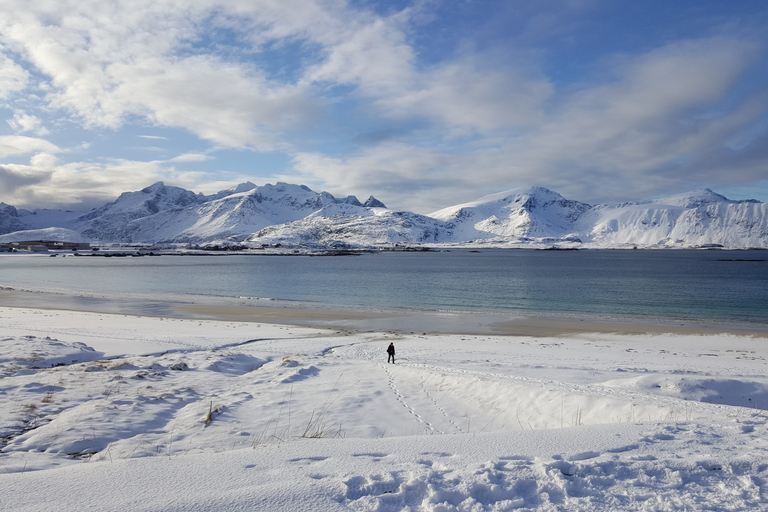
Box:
1 0 767 213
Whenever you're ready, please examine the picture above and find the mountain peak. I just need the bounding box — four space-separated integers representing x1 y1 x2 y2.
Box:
430 186 575 218
652 189 732 209
229 182 257 194
0 202 18 216
363 196 387 208
141 181 166 193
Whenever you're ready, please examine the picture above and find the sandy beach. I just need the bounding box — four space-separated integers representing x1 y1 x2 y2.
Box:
2 291 768 510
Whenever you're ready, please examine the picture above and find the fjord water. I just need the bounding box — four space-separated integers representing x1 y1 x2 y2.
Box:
2 249 767 324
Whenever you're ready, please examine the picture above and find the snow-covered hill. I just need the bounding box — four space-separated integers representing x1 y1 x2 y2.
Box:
1 183 766 248
0 227 85 244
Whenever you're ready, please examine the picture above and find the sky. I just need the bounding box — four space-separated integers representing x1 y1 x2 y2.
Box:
0 0 767 214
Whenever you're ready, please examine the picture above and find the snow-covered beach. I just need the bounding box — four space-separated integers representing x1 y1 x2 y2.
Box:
2 300 768 510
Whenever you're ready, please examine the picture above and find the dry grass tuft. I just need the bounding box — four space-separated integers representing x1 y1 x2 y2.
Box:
204 401 223 425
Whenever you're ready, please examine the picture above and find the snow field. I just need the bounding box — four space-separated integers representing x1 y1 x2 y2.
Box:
2 307 768 510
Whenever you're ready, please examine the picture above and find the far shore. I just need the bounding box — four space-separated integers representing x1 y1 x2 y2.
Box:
1 286 767 338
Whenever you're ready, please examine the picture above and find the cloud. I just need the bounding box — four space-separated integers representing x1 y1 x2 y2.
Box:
0 1 427 151
0 164 52 193
0 1 324 149
302 11 416 96
2 1 514 153
0 155 181 210
0 136 60 157
0 149 242 210
7 111 50 135
290 144 467 213
0 51 28 98
0 149 57 198
170 153 211 163
379 58 553 133
491 37 764 203
115 55 315 149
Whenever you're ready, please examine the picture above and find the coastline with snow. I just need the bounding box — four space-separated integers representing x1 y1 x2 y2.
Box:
2 298 768 510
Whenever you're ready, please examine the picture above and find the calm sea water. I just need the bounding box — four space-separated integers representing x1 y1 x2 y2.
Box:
1 249 767 324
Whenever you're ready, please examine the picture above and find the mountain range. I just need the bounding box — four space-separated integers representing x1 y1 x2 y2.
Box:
1 182 767 249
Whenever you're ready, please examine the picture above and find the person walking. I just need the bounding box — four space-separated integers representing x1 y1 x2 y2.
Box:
387 342 395 364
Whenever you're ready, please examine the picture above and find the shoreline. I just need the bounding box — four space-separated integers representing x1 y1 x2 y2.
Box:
1 286 767 338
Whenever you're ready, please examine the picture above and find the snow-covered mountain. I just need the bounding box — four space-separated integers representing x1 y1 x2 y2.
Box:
0 203 26 235
0 182 391 245
248 205 444 247
585 189 768 247
429 186 591 242
1 183 766 249
1 203 82 234
428 187 768 248
75 182 206 241
116 182 386 244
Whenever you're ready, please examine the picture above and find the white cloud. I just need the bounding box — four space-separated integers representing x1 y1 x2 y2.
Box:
0 154 204 210
303 14 416 96
170 153 211 163
0 146 251 210
0 1 324 148
378 58 553 133
491 38 763 202
112 55 314 149
0 135 60 157
7 111 50 135
0 52 28 99
0 0 434 147
290 144 468 213
0 1 464 148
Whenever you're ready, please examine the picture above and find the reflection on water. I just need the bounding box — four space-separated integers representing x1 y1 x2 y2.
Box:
0 288 187 318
